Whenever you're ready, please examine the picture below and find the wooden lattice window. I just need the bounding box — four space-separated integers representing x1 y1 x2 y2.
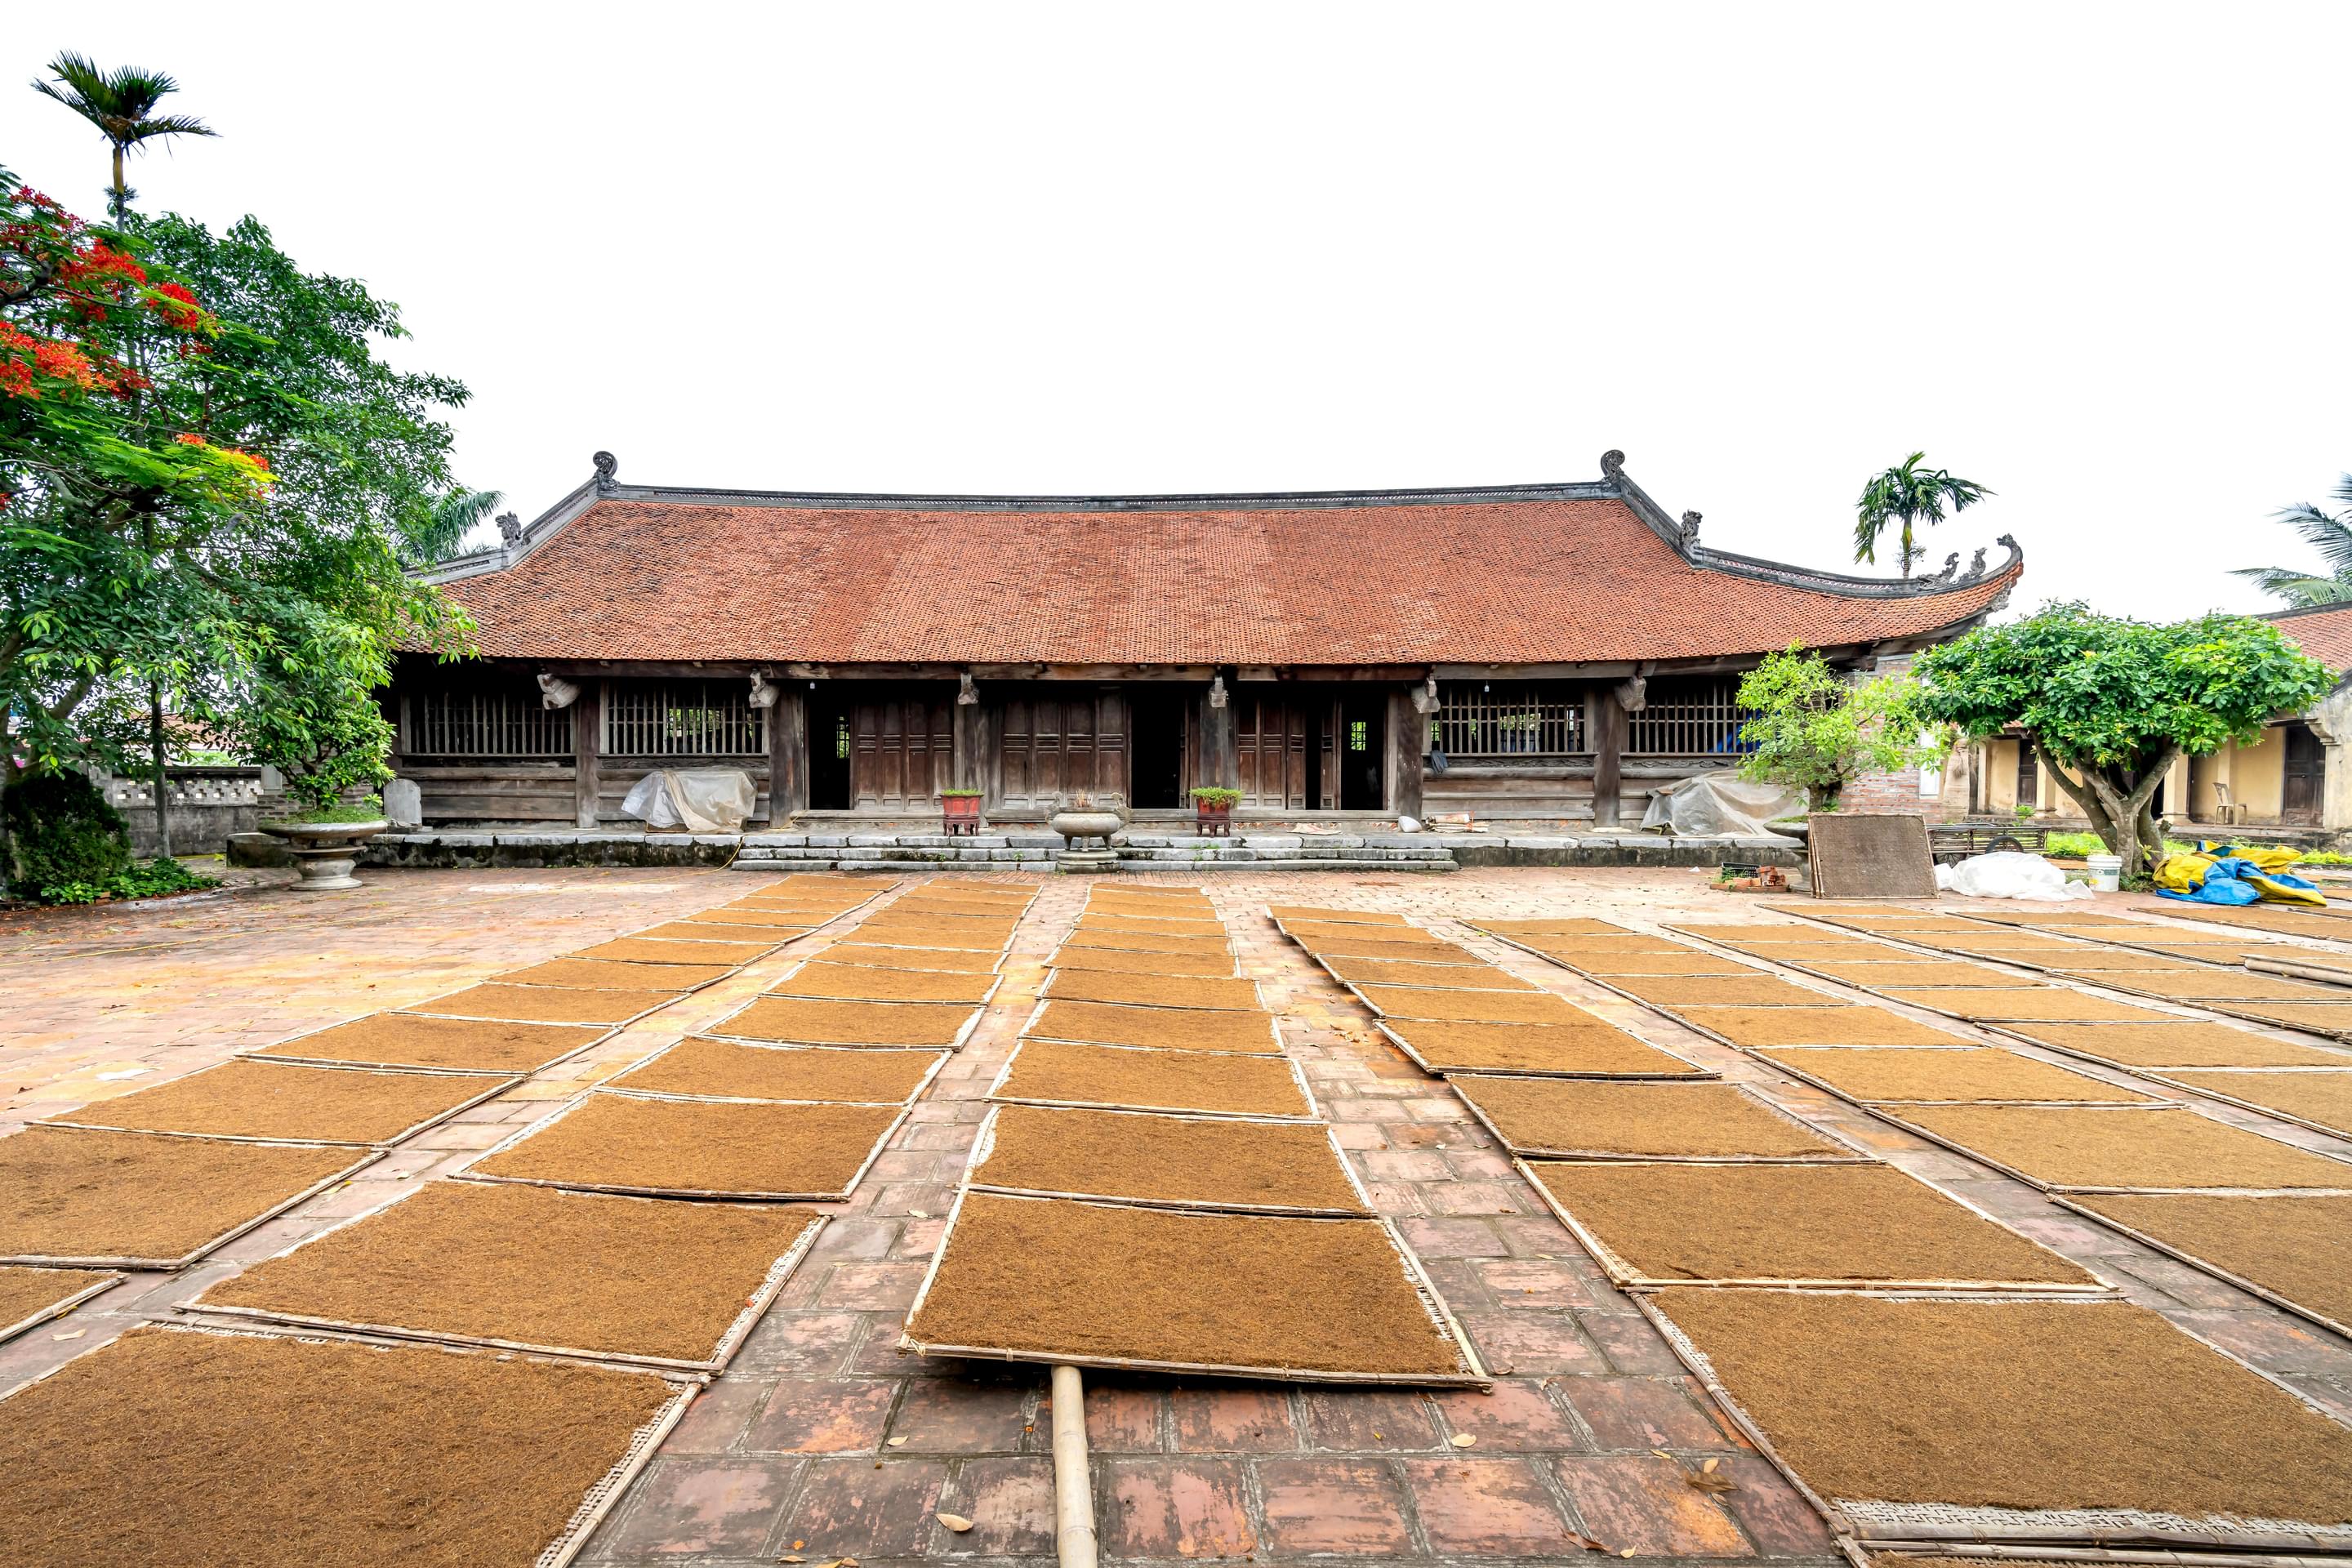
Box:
1432 683 1587 759
1626 677 1757 758
411 686 572 758
603 680 766 757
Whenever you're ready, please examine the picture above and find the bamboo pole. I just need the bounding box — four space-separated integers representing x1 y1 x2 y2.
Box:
1050 1363 1098 1568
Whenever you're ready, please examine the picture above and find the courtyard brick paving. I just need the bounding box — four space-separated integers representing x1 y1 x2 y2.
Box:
7 864 2352 1566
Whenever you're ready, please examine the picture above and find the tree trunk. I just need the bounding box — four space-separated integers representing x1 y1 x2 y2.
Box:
149 678 172 860
2033 737 2178 879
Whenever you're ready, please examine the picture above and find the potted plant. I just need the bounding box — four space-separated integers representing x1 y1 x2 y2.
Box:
217 632 398 892
1191 786 1241 838
940 789 983 835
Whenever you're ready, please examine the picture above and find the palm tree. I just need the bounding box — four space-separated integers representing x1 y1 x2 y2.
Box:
32 52 216 225
2232 475 2352 606
1853 452 1993 578
401 488 508 566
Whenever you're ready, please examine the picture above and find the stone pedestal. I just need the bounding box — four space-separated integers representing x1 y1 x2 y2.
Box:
1048 806 1125 875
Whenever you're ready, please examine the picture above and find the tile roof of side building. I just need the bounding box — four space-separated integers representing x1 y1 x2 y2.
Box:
2265 602 2352 675
419 451 2024 666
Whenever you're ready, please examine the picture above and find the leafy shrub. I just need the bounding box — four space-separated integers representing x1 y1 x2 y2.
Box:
1191 787 1243 807
1 770 131 898
40 857 222 906
260 798 385 826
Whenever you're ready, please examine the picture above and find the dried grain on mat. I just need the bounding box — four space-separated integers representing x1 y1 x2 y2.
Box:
769 962 998 1005
724 996 977 1048
684 908 817 929
639 920 806 945
470 1094 898 1198
499 956 728 990
1027 1000 1276 1054
42 1059 512 1145
1322 956 1532 989
1383 1019 1704 1077
1047 944 1237 979
576 935 773 965
1265 904 1405 925
907 1193 1469 1379
1881 988 2169 1024
1676 1007 1967 1048
2153 1069 2352 1136
0 1265 114 1339
1561 952 1763 977
0 1128 364 1266
1454 1077 1847 1158
2068 1192 2352 1332
408 982 674 1027
0 1325 675 1568
1286 920 1449 946
256 1013 603 1073
1890 1104 2352 1191
973 1105 1364 1213
1650 1289 2352 1523
1800 960 2038 988
1294 935 1482 964
612 1038 942 1103
2211 1000 2352 1038
1754 1047 2157 1105
2029 949 2208 972
2250 946 2352 973
1664 924 1821 943
1061 929 1231 957
1077 915 1227 938
822 941 1006 973
853 920 1013 951
199 1181 817 1364
2005 1021 2350 1068
2091 970 2343 1003
1045 970 1262 1011
1476 918 1630 936
994 1041 1312 1119
1606 974 1829 1008
1354 984 1593 1027
1530 1163 2092 1285
1709 942 1892 964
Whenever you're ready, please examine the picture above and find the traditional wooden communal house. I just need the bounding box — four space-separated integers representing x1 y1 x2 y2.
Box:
393 452 2021 830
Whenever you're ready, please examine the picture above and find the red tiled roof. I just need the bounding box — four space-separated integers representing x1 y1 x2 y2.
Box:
2268 604 2352 673
434 492 2020 666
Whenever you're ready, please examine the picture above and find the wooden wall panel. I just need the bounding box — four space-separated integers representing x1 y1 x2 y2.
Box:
992 688 1128 811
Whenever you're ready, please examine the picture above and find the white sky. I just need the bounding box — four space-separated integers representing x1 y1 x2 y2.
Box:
11 5 2349 620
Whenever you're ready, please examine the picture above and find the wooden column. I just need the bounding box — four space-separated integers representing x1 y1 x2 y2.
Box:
768 688 808 821
1387 688 1424 819
1201 685 1239 791
951 692 982 793
1591 687 1625 827
572 681 602 829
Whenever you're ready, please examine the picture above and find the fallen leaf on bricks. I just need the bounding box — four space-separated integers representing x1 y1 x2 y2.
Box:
1449 1433 1477 1448
885 1436 907 1446
937 1514 973 1533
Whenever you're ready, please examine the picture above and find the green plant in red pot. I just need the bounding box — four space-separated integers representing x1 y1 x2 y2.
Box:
940 789 983 836
1191 786 1240 839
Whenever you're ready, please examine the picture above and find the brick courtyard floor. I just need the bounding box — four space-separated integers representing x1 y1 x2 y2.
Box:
7 864 2352 1567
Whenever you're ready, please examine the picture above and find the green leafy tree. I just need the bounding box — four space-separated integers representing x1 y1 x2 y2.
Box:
1915 604 2334 875
1854 452 1993 577
2231 474 2352 606
1735 647 1946 807
31 52 215 225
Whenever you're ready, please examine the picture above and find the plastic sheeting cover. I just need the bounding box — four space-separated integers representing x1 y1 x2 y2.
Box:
1639 773 1803 839
1934 850 2094 902
621 768 758 831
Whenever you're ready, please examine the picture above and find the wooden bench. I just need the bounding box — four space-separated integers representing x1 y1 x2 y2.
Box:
1928 821 2048 865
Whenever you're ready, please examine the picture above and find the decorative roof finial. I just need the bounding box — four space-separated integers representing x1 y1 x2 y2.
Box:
1600 450 1626 479
1966 546 1989 580
1679 510 1702 546
592 451 618 494
496 511 523 546
1935 552 1960 582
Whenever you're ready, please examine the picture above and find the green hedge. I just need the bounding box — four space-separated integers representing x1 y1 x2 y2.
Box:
2 770 131 898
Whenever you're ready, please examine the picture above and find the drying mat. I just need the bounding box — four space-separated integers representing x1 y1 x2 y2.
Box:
768 961 1000 1005
2149 1068 2352 1138
465 1092 903 1200
852 920 1016 952
1675 1007 1971 1048
1352 983 1597 1027
1561 952 1766 978
573 935 773 965
1379 1018 1708 1078
0 1265 118 1348
718 995 982 1049
1914 938 2091 961
966 1104 1369 1216
1077 914 1227 938
497 956 731 991
1321 956 1535 989
1041 969 1263 1011
1526 1162 2097 1291
2247 946 2352 974
903 1191 1485 1384
987 1040 1316 1120
869 909 1018 936
1797 960 2042 989
2072 969 2344 1004
2205 1000 2352 1040
1472 917 1632 937
1452 1076 1860 1160
1811 918 1988 935
1060 928 1233 957
0 1127 376 1268
1974 910 2151 929
255 1013 605 1075
1664 924 1826 943
819 941 1004 973
1602 974 1830 1009
1753 1047 2158 1107
1519 932 1716 953
680 908 818 929
2025 949 2208 972
1023 999 1280 1054
40 1058 519 1147
608 1037 946 1104
2059 1192 2352 1339
404 983 677 1027
0 1323 688 1568
1998 1021 2352 1069
1285 919 1452 945
1879 1103 2352 1193
192 1181 823 1371
1294 935 1485 964
1709 942 1897 965
1642 1288 2352 1548
1264 904 1405 925
1806 813 1938 898
1881 988 2171 1025
639 919 805 944
1045 943 1238 979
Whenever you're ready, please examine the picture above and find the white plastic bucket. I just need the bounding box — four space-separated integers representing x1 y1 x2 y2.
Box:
2085 853 2123 893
